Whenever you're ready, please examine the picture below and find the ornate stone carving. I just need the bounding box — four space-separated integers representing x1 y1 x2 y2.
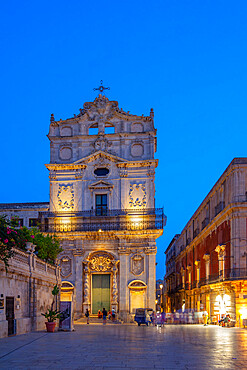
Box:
120 169 128 178
59 145 72 160
118 246 132 255
129 184 147 208
83 264 90 303
131 142 144 157
147 169 155 177
57 184 74 210
144 245 157 254
90 256 112 272
49 170 57 180
93 136 112 152
60 256 72 277
112 261 119 304
75 169 84 179
131 254 144 276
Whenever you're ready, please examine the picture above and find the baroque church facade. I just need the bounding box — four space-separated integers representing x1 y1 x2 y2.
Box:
0 90 165 322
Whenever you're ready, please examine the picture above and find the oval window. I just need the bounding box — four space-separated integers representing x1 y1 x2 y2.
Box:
94 168 109 177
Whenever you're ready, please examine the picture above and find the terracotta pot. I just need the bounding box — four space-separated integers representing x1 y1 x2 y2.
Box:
45 322 56 333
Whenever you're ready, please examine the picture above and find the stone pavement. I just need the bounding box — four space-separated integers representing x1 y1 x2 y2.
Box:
0 324 247 369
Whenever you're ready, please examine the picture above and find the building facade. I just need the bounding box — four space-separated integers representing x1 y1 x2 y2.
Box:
0 247 60 338
164 234 180 313
165 159 247 327
1 92 165 322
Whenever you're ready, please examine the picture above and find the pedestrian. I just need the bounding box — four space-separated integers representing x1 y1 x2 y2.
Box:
112 308 116 322
161 311 166 327
102 307 107 325
98 310 102 319
85 308 90 324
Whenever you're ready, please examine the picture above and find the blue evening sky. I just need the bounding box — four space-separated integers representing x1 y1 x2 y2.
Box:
0 1 247 279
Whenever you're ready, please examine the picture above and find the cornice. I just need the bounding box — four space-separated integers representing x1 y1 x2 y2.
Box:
117 159 158 168
179 160 247 234
45 164 86 171
48 131 157 142
176 203 247 260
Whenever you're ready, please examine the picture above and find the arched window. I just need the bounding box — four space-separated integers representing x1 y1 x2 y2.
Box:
105 122 115 134
89 124 98 135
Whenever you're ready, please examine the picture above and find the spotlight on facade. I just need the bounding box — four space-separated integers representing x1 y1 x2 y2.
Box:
98 229 102 232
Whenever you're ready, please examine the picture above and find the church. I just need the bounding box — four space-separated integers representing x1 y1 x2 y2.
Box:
0 85 165 322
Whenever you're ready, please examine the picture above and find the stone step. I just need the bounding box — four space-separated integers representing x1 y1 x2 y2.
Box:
76 317 123 324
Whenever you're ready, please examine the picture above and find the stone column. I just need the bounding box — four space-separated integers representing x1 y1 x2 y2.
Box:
111 261 119 312
145 244 157 311
215 245 226 279
82 262 91 314
73 251 84 319
118 245 129 321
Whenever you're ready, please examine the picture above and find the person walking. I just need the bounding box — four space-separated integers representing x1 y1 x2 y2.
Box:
112 308 116 322
102 307 107 325
85 308 90 324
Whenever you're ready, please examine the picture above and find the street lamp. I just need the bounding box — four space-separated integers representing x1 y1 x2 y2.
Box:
159 284 163 312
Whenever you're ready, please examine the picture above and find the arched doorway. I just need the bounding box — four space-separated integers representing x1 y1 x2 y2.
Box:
128 280 147 313
83 251 119 314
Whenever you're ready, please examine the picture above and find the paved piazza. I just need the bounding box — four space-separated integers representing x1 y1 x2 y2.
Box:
0 324 246 369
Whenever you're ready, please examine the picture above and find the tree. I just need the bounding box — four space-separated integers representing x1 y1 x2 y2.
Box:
0 216 62 270
0 216 17 270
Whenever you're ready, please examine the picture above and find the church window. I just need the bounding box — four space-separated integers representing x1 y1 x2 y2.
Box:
96 194 107 216
94 168 109 177
89 124 98 135
105 126 115 134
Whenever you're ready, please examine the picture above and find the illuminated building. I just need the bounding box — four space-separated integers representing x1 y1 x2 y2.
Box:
0 87 165 322
165 159 247 326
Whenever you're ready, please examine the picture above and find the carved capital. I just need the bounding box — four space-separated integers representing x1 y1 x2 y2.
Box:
118 246 131 255
194 260 201 268
120 169 128 178
144 246 157 254
203 254 210 262
215 244 226 258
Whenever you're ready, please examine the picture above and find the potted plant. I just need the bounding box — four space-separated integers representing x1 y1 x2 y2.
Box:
42 284 61 332
42 309 61 332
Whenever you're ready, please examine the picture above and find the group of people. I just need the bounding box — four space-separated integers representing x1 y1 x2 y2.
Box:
98 308 116 322
85 307 116 324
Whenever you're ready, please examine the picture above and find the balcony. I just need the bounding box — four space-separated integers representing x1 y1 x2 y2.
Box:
197 269 247 287
39 207 165 233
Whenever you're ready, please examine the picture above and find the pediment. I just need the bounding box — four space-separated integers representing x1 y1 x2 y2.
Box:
89 180 114 190
74 150 127 165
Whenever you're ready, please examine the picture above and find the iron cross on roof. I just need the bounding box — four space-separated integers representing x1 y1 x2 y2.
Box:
93 80 110 94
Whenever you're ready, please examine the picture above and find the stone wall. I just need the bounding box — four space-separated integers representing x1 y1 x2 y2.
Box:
0 248 60 338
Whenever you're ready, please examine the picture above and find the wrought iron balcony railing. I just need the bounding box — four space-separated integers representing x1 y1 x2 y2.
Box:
39 207 166 233
192 269 247 288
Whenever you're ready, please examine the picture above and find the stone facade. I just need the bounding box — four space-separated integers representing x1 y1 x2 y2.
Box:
0 93 165 323
42 94 165 322
0 248 60 338
165 158 247 327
